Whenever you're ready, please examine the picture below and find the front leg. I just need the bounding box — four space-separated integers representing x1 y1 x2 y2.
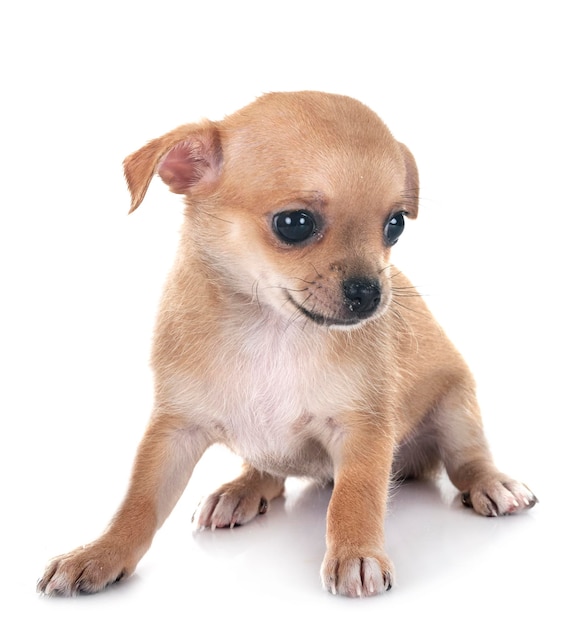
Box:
321 420 395 598
37 413 209 596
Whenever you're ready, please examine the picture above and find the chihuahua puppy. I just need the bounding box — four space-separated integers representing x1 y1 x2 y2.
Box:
38 91 536 598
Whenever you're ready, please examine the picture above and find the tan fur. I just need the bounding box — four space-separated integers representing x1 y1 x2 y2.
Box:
37 91 536 598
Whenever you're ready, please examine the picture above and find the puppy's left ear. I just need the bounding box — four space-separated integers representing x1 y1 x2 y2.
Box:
124 121 223 213
399 143 419 219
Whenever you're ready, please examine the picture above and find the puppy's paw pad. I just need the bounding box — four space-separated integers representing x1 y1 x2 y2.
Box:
462 477 537 517
321 552 393 598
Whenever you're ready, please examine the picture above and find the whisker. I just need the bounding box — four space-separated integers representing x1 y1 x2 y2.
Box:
387 267 427 297
284 292 315 332
392 291 423 298
261 285 309 293
294 275 318 286
298 292 314 311
309 263 324 280
251 280 262 312
285 305 306 332
197 209 234 225
391 299 419 315
393 282 427 297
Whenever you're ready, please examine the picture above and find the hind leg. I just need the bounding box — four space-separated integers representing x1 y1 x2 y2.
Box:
392 419 442 482
195 463 285 529
433 380 537 516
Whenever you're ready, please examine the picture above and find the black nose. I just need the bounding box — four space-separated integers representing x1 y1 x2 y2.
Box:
343 278 381 316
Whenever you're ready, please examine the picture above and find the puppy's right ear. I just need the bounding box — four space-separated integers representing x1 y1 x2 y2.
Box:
123 121 222 213
399 142 419 219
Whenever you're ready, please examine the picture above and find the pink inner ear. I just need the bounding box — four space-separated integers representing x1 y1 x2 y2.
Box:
158 139 219 194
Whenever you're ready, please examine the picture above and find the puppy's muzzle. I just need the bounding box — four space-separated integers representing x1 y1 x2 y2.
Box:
289 276 383 327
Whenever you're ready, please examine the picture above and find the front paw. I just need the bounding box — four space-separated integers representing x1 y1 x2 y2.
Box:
320 548 394 598
37 540 135 596
461 476 538 517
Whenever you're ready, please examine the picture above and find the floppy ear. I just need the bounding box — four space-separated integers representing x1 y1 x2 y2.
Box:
399 142 419 219
123 121 223 213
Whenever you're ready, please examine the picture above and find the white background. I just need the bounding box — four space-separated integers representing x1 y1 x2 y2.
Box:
1 1 581 623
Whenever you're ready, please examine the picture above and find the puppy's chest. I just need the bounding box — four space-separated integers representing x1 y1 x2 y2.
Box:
177 322 352 472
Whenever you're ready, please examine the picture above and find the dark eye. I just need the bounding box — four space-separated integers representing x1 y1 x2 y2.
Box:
384 212 405 246
273 210 317 244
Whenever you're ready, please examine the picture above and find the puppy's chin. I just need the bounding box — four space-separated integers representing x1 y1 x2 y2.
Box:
286 293 387 330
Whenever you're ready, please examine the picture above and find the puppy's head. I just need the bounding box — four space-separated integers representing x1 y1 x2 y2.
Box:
124 91 419 329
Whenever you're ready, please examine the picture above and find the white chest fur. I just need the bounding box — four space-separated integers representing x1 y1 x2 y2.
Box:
163 313 356 479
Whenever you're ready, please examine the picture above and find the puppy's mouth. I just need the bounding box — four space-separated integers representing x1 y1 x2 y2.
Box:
285 279 384 328
287 296 363 327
